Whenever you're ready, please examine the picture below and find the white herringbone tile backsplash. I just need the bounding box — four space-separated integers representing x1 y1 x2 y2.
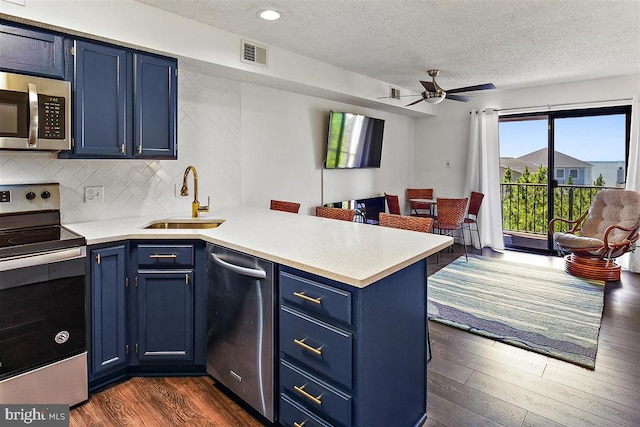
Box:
0 69 241 224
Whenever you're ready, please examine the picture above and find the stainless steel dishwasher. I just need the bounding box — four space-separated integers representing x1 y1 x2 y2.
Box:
206 244 275 422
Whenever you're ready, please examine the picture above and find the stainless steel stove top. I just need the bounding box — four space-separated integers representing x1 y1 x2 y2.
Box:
0 183 85 260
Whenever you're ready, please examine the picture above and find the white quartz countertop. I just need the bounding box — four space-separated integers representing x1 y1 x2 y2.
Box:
64 206 453 288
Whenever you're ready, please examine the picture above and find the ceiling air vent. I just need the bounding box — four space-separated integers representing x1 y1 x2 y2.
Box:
241 40 267 66
390 87 401 100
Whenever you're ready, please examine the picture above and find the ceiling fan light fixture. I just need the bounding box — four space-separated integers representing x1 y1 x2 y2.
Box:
424 91 446 104
257 9 282 21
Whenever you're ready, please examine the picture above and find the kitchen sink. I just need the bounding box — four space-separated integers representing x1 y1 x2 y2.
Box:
144 219 225 229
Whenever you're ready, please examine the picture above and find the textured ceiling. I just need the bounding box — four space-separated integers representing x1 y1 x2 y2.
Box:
136 0 640 95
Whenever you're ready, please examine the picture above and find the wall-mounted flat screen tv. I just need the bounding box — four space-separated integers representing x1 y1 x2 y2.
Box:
324 111 385 168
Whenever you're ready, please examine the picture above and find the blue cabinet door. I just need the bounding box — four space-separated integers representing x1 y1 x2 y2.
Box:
0 23 66 78
90 244 127 378
74 41 130 157
136 270 194 361
134 53 177 159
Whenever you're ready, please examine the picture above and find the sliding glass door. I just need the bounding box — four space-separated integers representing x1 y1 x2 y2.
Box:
499 106 630 252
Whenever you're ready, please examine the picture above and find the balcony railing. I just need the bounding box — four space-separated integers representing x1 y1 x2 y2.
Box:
500 183 613 235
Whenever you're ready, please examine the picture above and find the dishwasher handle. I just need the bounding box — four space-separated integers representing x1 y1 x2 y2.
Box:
211 253 267 279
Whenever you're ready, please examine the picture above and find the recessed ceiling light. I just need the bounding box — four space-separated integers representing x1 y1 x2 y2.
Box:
257 9 282 21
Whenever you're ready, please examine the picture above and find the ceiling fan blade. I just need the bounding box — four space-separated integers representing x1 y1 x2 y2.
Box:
446 83 495 94
420 80 436 92
405 98 425 107
446 94 471 102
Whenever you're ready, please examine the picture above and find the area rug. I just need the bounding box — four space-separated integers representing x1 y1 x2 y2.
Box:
427 255 605 369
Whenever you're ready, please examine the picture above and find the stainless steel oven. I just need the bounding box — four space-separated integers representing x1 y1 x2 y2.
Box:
0 183 87 406
0 71 71 151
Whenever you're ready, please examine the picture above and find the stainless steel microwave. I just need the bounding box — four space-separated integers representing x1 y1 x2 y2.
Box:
0 71 71 151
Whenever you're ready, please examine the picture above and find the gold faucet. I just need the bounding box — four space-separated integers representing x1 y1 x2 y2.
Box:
180 165 210 218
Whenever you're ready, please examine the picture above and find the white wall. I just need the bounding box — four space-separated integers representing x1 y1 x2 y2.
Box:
241 84 415 215
414 74 640 198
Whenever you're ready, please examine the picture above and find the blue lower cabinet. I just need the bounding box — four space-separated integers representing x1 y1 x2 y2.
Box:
279 261 428 427
280 394 334 427
90 244 127 380
89 240 205 390
280 306 352 390
136 270 194 362
280 360 351 426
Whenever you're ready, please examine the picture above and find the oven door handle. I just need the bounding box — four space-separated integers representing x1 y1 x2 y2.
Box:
0 246 86 272
28 82 39 148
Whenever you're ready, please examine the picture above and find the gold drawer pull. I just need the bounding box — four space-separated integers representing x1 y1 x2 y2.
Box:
293 338 323 356
293 384 323 406
293 291 322 305
149 254 177 259
293 421 306 427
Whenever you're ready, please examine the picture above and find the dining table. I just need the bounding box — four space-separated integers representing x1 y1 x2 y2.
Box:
409 198 436 217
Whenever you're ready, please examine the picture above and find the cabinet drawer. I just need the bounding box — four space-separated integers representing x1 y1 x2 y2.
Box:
136 244 194 267
280 393 334 427
281 272 352 325
280 306 352 389
281 360 351 427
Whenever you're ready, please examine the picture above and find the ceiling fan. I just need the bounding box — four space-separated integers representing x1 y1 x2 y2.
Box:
405 69 495 106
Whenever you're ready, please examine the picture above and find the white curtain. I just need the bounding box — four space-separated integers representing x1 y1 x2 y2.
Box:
465 109 504 250
622 94 640 272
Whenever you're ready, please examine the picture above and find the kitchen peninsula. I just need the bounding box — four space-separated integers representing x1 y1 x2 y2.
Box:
65 206 452 426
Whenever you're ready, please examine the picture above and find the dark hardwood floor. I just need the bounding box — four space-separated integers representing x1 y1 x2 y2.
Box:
426 245 640 427
70 245 639 426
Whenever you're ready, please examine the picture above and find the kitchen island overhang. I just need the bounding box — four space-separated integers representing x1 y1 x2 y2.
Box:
64 205 453 288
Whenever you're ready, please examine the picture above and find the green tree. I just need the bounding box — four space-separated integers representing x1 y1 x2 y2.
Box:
531 166 548 184
567 175 574 185
517 165 531 183
594 174 605 186
502 167 513 183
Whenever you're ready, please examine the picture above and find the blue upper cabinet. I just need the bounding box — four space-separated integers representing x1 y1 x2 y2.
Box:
134 53 177 158
67 40 177 159
74 41 130 158
0 23 67 79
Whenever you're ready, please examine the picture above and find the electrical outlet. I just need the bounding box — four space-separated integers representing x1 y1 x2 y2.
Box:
84 186 104 203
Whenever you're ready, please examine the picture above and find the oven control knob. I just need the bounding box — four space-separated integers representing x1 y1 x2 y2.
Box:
41 190 51 199
55 331 70 344
25 191 36 201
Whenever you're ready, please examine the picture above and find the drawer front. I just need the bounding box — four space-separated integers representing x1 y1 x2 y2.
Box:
136 244 194 267
280 306 352 389
281 360 351 427
280 393 334 427
280 272 352 325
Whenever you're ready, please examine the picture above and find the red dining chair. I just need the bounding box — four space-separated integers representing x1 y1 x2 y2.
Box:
435 197 469 262
316 206 356 221
464 191 484 248
379 213 433 233
384 193 401 215
270 199 300 213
